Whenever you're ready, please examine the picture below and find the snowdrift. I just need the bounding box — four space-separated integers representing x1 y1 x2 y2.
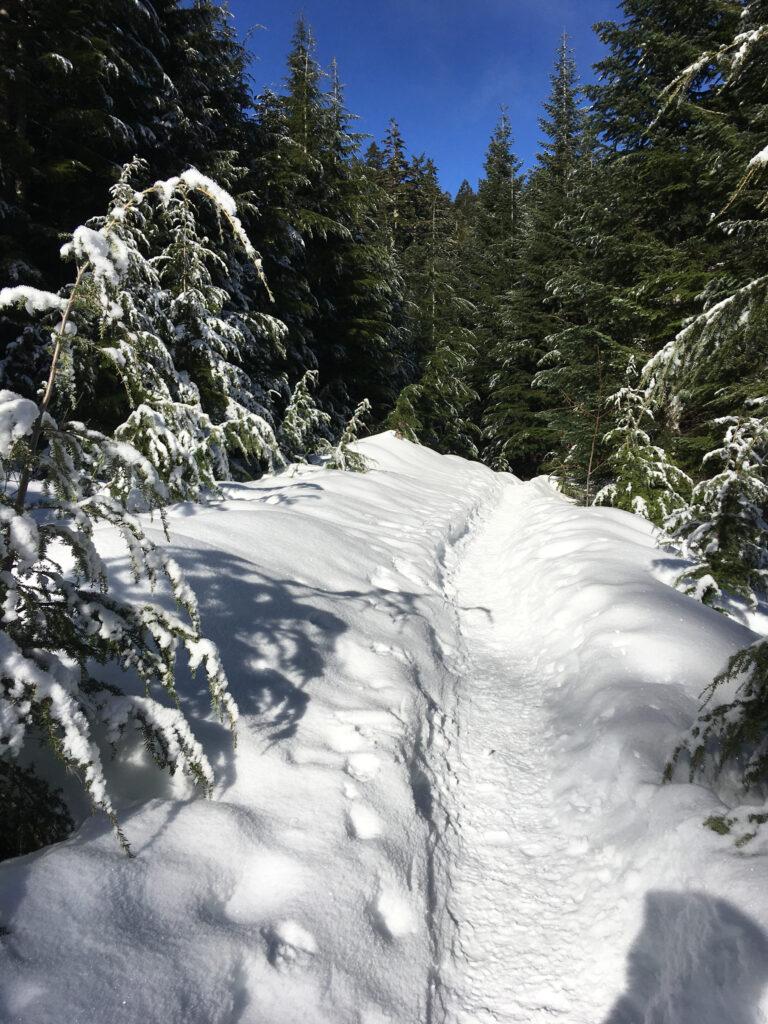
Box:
1 433 767 1024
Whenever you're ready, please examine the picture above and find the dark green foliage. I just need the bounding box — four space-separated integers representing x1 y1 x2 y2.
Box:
0 760 74 861
321 398 372 472
535 1 740 500
594 366 692 524
261 21 406 427
704 814 735 836
369 118 483 457
667 638 768 793
277 370 332 463
0 176 252 854
0 0 258 409
664 414 768 609
0 0 251 285
483 40 582 476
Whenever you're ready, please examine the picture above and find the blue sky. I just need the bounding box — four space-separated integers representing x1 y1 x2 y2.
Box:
226 0 623 196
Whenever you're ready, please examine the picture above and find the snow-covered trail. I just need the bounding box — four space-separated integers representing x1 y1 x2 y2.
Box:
427 476 768 1024
434 482 614 1022
3 435 768 1024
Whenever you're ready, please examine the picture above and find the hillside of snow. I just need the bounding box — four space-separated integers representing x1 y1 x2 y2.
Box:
1 432 768 1024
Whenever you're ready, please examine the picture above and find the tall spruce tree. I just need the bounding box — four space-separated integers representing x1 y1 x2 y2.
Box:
385 156 480 457
534 1 741 501
469 110 526 469
273 20 404 427
0 0 264 435
0 170 264 854
483 35 584 476
638 2 768 815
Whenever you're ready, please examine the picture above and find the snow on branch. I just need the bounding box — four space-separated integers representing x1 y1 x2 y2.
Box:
0 286 67 317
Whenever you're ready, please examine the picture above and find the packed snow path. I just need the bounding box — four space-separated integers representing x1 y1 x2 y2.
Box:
437 483 617 1022
431 478 768 1024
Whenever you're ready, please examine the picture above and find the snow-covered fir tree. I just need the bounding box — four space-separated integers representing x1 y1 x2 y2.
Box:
653 1 768 812
666 636 768 798
320 399 372 473
276 370 332 463
595 362 692 525
63 163 285 499
0 165 313 854
663 411 768 610
0 251 239 853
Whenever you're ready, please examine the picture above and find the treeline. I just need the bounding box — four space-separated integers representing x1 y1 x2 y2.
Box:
3 2 766 502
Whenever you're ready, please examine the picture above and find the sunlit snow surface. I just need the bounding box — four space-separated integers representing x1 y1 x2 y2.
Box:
1 433 768 1023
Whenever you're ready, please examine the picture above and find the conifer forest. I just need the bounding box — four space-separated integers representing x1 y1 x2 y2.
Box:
2 0 768 869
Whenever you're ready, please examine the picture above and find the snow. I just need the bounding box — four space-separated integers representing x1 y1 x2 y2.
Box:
179 169 238 218
750 145 768 168
60 226 129 283
153 171 256 260
0 390 39 457
0 286 67 318
2 433 768 1023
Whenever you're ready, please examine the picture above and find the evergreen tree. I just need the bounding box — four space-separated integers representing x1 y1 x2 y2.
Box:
0 175 254 851
320 398 372 472
0 0 259 420
276 370 331 463
529 129 635 501
272 20 405 427
664 412 768 610
483 36 583 475
473 108 523 300
376 132 481 457
247 86 318 391
312 60 407 421
379 118 412 252
588 0 743 464
52 165 284 496
594 361 692 524
0 381 236 855
666 635 768 816
640 2 768 607
468 110 526 469
648 3 768 823
535 1 742 500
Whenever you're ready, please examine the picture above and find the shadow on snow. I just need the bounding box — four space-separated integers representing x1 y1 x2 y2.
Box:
603 890 768 1024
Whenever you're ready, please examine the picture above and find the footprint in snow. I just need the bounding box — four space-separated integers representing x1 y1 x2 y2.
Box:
262 920 317 970
324 719 367 754
346 803 384 840
368 884 417 942
345 752 381 781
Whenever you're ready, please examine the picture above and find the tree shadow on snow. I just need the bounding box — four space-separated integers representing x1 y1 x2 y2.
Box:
175 548 350 758
602 890 768 1024
99 546 352 802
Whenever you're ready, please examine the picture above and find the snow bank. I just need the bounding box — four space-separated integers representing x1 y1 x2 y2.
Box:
0 434 501 1024
456 477 768 1022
